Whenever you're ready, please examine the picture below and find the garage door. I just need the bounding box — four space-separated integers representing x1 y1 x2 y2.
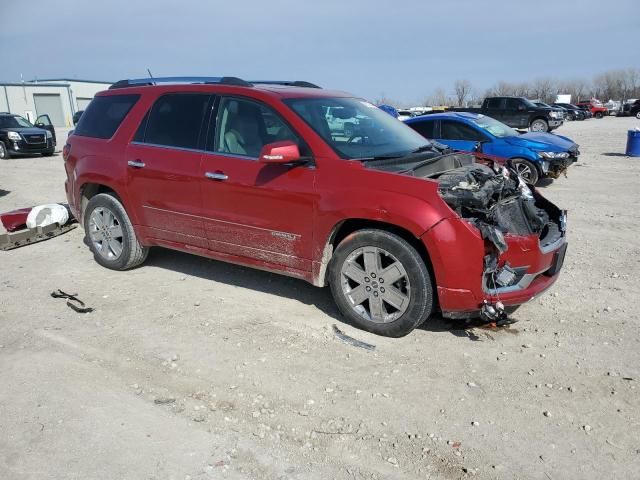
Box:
33 94 65 126
77 97 93 110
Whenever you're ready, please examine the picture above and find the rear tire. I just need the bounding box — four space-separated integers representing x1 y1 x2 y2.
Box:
0 141 10 159
329 229 433 337
635 111 640 120
83 193 148 270
511 158 540 185
530 119 548 132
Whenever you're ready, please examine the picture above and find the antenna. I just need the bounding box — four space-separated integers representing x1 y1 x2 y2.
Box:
147 69 155 85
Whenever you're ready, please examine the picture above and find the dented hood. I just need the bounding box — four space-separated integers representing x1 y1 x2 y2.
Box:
504 132 576 152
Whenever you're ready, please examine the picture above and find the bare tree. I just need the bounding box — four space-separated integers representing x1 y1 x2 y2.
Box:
531 78 556 103
454 79 472 107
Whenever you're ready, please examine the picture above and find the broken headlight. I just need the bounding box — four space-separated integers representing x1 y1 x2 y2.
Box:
538 151 569 159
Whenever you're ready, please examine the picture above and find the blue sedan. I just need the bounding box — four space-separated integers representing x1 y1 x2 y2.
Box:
404 112 579 184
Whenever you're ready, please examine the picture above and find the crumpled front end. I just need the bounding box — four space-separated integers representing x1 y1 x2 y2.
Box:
419 155 567 318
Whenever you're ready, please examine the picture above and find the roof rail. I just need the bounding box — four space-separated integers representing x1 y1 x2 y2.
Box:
250 80 321 89
109 76 252 89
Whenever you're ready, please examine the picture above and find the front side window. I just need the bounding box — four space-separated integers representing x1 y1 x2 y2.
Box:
505 98 523 110
284 97 428 160
138 93 211 149
214 97 302 158
74 94 139 139
441 120 486 141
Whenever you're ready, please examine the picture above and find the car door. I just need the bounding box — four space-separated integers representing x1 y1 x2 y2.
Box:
439 120 488 152
34 114 56 145
125 92 212 248
199 96 316 273
485 98 506 123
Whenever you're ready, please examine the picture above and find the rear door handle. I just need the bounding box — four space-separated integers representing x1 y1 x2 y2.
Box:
128 160 145 168
205 172 228 181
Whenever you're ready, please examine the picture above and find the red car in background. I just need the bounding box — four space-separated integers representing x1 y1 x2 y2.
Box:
576 99 608 118
63 77 568 336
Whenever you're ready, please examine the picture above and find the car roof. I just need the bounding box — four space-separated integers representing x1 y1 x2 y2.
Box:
405 111 480 123
98 81 352 101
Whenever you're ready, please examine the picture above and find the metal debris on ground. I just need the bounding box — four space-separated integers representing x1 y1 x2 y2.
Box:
50 289 94 313
332 324 376 351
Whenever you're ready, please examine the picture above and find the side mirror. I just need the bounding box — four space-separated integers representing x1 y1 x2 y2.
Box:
473 141 483 153
259 141 302 164
517 105 526 111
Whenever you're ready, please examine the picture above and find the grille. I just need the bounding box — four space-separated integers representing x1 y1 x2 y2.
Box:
24 134 46 144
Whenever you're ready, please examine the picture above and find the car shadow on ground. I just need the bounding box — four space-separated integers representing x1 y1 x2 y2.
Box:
534 178 554 188
144 247 503 341
602 152 629 157
0 189 10 198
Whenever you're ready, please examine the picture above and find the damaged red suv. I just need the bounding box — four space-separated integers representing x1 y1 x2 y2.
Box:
64 77 567 337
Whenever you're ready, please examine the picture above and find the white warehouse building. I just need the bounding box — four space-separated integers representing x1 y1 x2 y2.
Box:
0 79 113 127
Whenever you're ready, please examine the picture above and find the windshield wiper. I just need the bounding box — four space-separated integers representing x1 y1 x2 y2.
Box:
353 154 403 162
411 144 434 154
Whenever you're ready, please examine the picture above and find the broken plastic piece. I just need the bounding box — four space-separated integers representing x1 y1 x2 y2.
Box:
26 204 69 229
332 324 376 351
51 289 94 313
479 301 515 326
0 208 31 232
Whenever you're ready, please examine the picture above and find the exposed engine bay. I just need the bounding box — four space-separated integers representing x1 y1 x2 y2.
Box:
412 153 564 253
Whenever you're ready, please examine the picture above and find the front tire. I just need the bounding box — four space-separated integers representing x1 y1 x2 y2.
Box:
511 158 540 185
84 193 148 270
0 141 10 159
595 111 604 119
635 111 640 120
329 229 433 337
530 119 548 132
42 150 55 157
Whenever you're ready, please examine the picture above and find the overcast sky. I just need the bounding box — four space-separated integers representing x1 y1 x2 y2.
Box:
1 0 637 103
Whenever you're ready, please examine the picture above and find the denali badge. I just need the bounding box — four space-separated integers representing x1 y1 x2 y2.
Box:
271 231 297 241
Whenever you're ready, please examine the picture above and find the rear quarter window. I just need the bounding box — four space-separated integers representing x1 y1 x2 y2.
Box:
74 94 140 139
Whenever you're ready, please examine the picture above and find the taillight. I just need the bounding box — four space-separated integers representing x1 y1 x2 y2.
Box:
62 143 71 161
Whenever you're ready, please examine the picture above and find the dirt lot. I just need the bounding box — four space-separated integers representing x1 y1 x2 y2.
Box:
1 118 639 480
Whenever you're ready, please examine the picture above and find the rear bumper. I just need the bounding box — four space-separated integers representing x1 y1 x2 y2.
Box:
422 213 567 319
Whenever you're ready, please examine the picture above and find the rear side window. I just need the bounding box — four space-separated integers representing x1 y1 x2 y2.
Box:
441 120 486 141
486 98 502 109
74 94 139 139
408 120 438 139
136 93 211 150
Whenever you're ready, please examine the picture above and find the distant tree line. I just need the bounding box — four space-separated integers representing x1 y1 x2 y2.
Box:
378 67 640 108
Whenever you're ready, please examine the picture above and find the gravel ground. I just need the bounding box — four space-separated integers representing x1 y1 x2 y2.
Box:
1 118 639 480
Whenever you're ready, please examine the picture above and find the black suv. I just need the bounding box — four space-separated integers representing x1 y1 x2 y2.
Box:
0 113 56 159
553 103 586 121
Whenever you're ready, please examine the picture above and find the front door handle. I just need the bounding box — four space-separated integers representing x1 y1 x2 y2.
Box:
205 171 228 181
128 160 145 168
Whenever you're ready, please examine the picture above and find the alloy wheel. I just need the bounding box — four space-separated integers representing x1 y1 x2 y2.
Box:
340 246 411 323
88 207 124 260
514 162 533 182
0 143 7 159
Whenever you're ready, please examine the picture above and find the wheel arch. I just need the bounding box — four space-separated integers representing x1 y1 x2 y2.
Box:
314 218 436 293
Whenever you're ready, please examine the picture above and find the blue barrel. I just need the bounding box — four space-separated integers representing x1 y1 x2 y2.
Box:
626 129 640 157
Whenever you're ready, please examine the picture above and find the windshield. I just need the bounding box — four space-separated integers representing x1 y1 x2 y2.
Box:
0 115 33 129
284 97 430 159
472 116 517 138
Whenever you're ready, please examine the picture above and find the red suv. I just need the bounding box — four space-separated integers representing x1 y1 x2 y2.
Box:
64 77 568 337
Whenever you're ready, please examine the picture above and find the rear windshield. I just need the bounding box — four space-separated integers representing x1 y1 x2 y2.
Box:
74 94 139 139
